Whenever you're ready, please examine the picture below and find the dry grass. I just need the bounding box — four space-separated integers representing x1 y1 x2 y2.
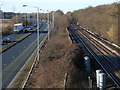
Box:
25 26 88 88
25 27 80 88
1 19 13 36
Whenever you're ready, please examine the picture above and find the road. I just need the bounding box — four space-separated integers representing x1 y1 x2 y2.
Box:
1 21 37 47
2 21 48 88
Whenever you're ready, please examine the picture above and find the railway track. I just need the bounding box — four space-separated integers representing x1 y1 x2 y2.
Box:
78 29 120 69
68 25 120 88
84 29 120 53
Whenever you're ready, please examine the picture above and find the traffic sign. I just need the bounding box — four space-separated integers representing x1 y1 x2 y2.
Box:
40 31 48 33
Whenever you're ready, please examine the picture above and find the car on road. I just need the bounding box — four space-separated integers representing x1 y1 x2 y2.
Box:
2 37 11 43
28 27 32 30
23 26 33 33
29 26 34 30
23 28 31 33
34 24 37 27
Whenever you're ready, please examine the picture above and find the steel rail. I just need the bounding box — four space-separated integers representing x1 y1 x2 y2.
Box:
84 29 120 53
78 30 120 71
69 27 120 87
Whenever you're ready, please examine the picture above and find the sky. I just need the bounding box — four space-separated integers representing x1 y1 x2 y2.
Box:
0 0 119 13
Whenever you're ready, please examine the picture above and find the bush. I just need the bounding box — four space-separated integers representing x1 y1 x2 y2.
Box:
70 3 119 45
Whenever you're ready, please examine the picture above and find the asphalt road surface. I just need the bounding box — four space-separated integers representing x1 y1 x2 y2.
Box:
1 21 37 47
2 21 48 88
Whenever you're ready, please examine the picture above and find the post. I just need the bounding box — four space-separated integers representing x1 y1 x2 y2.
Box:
23 5 40 61
99 73 106 89
39 9 42 21
52 11 54 29
13 6 17 23
16 12 18 23
27 13 29 23
0 6 3 89
88 76 93 88
96 69 103 88
43 10 45 20
24 13 26 27
84 56 91 72
47 10 50 40
37 7 40 61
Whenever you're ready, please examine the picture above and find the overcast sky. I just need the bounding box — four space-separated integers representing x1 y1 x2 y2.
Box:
0 0 118 13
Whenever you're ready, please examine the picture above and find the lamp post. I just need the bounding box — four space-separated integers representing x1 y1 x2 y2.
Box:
52 11 54 29
39 9 43 21
46 10 54 40
0 4 3 90
47 10 50 40
23 5 40 61
0 4 4 35
42 10 45 20
13 6 18 23
40 9 46 21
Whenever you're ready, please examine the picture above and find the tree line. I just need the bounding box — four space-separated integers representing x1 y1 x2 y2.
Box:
66 3 119 45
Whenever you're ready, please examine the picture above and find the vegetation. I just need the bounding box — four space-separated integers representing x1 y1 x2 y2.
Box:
1 3 119 46
67 3 119 45
1 13 32 36
1 3 119 87
25 10 84 88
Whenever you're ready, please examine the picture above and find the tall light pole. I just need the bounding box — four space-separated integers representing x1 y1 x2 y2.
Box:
23 13 27 27
39 9 43 21
40 9 45 21
52 11 54 29
47 10 50 40
0 4 2 10
0 4 3 35
23 5 40 61
43 10 45 20
13 6 18 23
0 4 3 90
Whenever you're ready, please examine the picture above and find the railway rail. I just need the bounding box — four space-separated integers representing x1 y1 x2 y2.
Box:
78 29 120 69
68 25 120 88
84 28 120 53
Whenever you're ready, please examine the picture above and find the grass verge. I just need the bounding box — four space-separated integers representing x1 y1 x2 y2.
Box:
25 27 85 88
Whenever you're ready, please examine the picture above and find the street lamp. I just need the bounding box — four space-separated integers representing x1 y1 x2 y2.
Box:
52 11 54 29
46 10 54 40
0 4 4 33
0 4 3 89
0 4 3 10
39 9 43 21
42 10 45 20
47 10 50 40
23 5 40 61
